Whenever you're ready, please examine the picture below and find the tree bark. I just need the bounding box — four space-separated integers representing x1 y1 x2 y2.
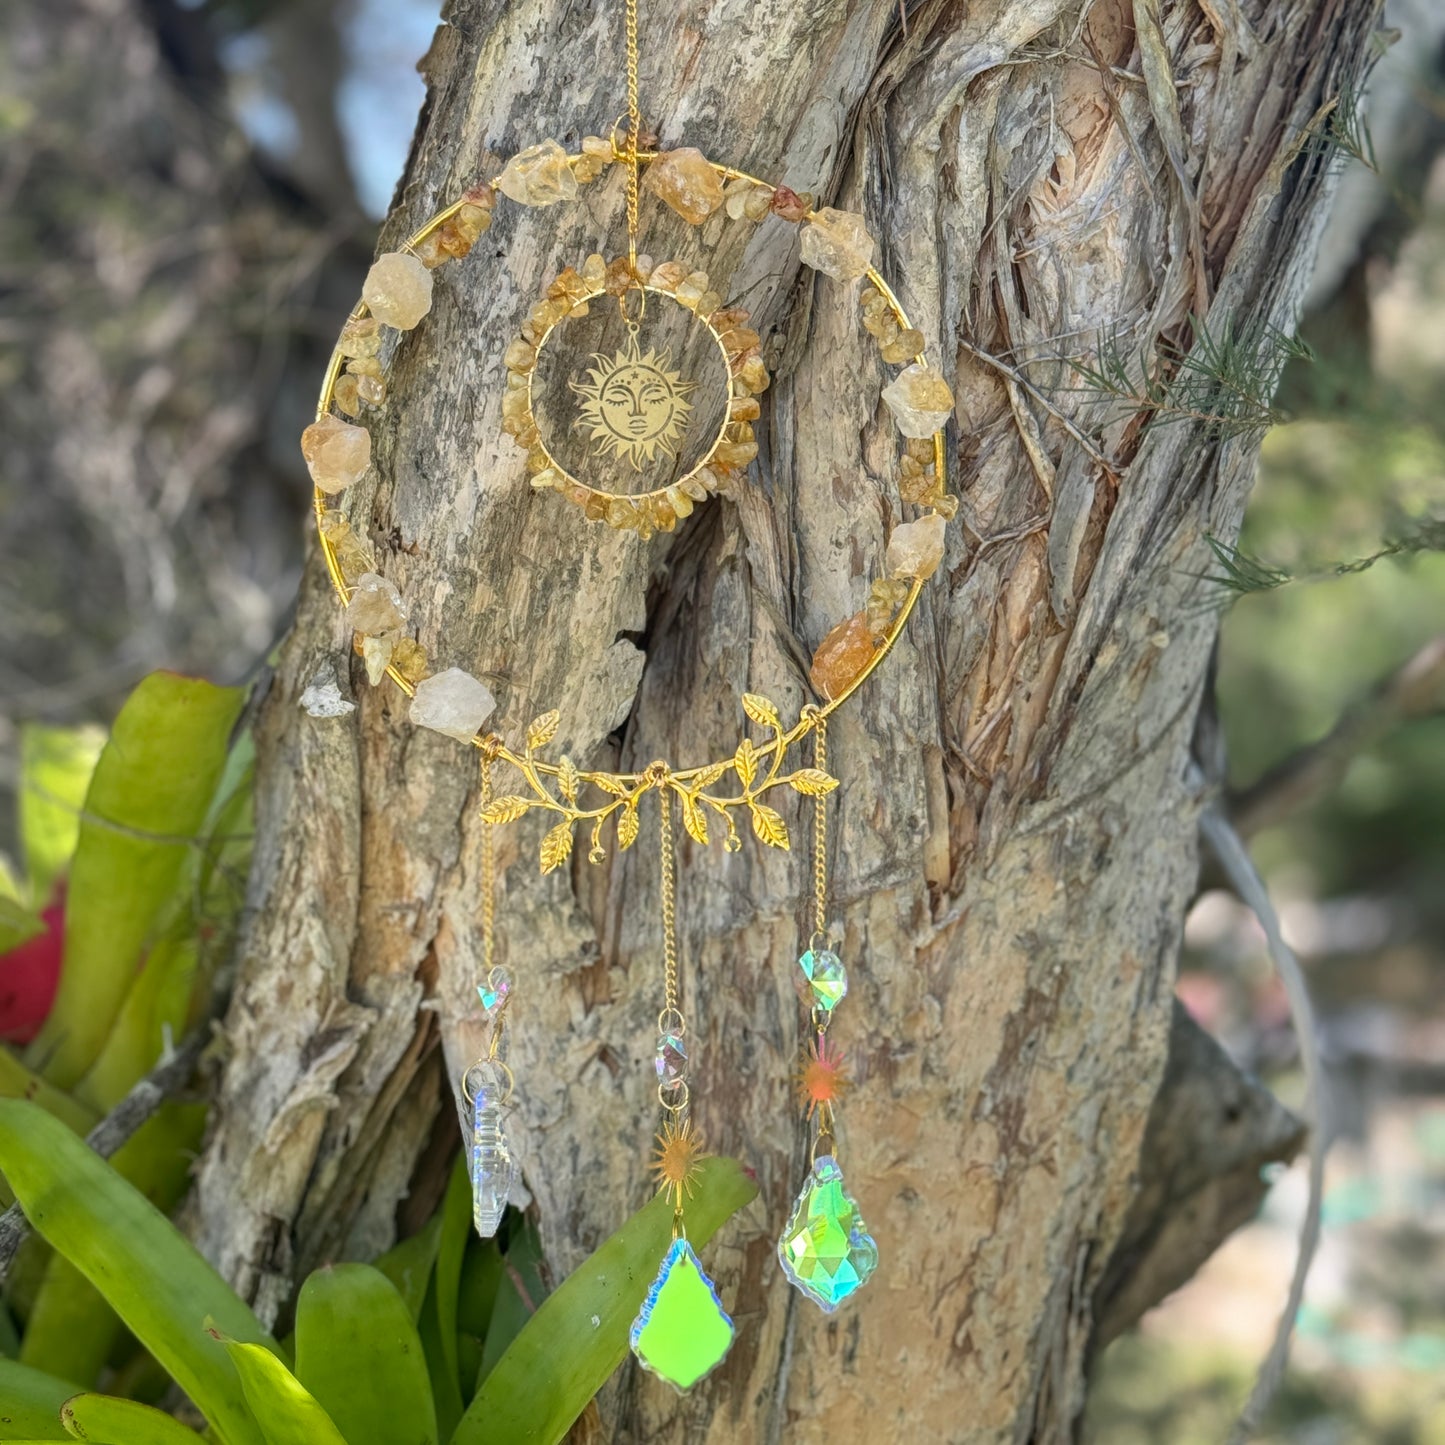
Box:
193 0 1376 1439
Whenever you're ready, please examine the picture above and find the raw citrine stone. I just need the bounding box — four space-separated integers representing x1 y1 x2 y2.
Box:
362 251 433 330
645 147 724 224
866 576 912 638
880 328 926 363
344 572 407 636
809 612 877 700
390 636 429 684
649 261 686 292
318 511 372 579
736 357 770 394
777 1155 878 1312
630 1239 736 1391
795 948 847 1012
301 415 371 494
497 139 578 206
800 207 875 281
742 186 774 221
454 202 492 244
332 372 362 418
361 634 393 685
337 316 382 359
885 514 947 579
881 362 955 438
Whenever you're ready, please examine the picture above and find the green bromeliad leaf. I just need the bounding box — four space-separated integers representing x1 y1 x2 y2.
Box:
25 674 244 1090
60 1394 207 1443
0 1359 73 1440
0 1101 272 1445
294 1264 437 1445
221 1341 346 1445
17 724 105 911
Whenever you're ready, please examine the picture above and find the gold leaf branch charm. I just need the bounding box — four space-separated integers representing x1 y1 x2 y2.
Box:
475 694 840 874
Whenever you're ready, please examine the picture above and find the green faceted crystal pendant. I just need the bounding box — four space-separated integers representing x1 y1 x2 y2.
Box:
777 1153 878 1312
630 1237 736 1390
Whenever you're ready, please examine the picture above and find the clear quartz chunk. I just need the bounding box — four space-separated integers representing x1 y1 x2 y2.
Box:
885 513 947 579
795 948 847 1013
777 1154 878 1312
469 1061 516 1239
408 667 497 742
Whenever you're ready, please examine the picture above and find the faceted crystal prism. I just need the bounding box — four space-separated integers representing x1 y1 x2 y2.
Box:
630 1239 735 1391
654 1031 687 1085
469 1062 516 1239
795 948 847 1013
777 1155 878 1312
478 966 513 1018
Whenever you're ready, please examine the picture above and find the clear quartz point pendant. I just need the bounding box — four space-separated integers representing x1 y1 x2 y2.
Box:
467 1060 516 1239
777 1154 878 1312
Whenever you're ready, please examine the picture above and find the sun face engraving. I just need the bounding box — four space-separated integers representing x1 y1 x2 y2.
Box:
571 334 695 469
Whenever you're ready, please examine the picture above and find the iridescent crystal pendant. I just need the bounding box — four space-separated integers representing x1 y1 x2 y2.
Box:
468 1061 516 1239
630 1238 735 1391
795 948 847 1013
777 1154 878 1312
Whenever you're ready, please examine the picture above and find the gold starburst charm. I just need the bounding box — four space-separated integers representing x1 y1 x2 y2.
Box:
651 1115 709 1208
571 333 695 469
794 1036 851 1123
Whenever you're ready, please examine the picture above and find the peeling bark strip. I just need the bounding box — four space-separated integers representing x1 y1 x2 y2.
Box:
195 0 1375 1438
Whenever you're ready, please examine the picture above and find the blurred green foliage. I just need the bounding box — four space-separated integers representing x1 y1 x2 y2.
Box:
0 1098 757 1443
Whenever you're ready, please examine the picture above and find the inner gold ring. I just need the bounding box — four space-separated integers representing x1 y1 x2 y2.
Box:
505 260 762 537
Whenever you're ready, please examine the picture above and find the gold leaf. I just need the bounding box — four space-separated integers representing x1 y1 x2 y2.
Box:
481 795 532 824
788 768 840 797
558 754 580 804
618 803 640 851
750 802 790 850
741 692 781 731
526 709 561 751
592 774 632 797
690 760 730 792
733 738 758 789
540 818 575 873
681 793 709 846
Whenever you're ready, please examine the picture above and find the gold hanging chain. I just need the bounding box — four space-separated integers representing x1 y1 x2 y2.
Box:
659 782 680 1024
480 752 497 977
624 0 641 270
811 713 830 943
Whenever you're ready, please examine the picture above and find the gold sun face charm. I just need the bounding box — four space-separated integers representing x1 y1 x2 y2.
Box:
571 333 695 469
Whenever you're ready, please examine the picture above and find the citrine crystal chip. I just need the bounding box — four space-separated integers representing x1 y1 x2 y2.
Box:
777 1154 878 1312
630 1239 735 1391
795 947 847 1013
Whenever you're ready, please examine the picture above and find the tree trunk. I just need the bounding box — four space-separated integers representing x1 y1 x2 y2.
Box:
193 0 1375 1439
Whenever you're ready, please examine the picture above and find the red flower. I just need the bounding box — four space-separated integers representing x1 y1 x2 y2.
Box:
0 891 64 1046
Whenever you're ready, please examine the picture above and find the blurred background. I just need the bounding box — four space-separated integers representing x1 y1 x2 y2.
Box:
1 2 1442 1440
